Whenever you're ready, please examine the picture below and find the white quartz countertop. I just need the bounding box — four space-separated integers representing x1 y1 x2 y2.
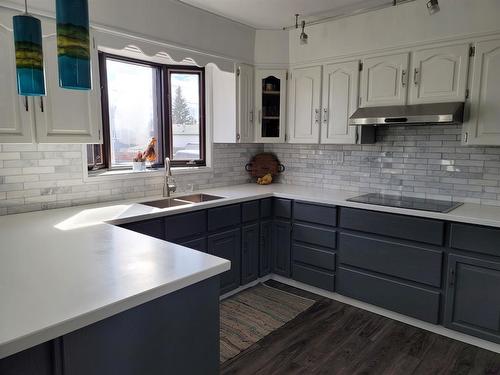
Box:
2 182 500 360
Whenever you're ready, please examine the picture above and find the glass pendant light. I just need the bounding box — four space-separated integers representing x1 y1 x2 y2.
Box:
56 0 91 90
12 0 46 96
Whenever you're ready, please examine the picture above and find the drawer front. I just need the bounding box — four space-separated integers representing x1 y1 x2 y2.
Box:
293 244 335 271
120 218 165 240
165 211 206 240
294 201 337 227
260 198 273 218
274 198 292 219
339 233 443 287
179 237 207 253
450 223 500 257
293 263 335 292
208 204 241 232
337 267 440 324
340 208 445 245
242 201 260 223
293 223 337 249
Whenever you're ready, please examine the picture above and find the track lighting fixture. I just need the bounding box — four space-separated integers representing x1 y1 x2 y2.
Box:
427 0 440 15
300 20 308 45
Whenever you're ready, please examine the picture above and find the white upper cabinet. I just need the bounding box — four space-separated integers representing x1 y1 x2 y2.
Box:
35 28 102 144
463 39 500 145
321 61 359 144
288 66 322 144
236 63 254 143
0 16 35 143
255 69 287 143
360 52 409 107
409 44 470 104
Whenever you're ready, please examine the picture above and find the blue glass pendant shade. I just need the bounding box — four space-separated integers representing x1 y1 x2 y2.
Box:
56 0 91 90
13 15 46 96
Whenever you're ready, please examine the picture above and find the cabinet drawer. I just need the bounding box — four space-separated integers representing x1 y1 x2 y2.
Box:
242 201 260 223
293 223 336 249
294 201 337 227
337 267 440 324
120 218 165 240
340 208 444 245
179 237 207 253
260 198 273 218
293 244 335 271
165 211 206 240
293 263 335 292
339 233 443 287
274 198 292 219
208 204 241 232
450 223 500 257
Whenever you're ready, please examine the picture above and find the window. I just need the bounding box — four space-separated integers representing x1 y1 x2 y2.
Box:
87 52 206 171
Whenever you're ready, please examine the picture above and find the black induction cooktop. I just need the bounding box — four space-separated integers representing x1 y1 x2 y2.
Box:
347 193 463 213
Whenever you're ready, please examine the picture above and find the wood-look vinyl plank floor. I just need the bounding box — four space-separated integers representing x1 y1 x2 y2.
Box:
221 284 500 375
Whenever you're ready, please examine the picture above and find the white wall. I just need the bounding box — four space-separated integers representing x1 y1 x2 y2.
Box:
289 0 500 64
0 0 255 63
254 30 289 66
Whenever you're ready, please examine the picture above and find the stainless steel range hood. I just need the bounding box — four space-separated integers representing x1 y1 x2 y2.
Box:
349 102 464 126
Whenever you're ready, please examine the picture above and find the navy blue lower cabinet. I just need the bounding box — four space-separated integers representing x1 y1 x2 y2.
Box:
179 236 207 253
208 228 241 295
292 263 335 292
259 220 272 277
272 220 291 277
444 254 500 344
120 218 165 240
0 340 56 375
0 277 220 375
337 266 441 324
241 223 259 285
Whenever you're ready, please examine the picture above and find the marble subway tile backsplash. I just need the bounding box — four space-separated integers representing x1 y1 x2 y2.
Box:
265 125 500 206
1 124 500 215
0 143 259 216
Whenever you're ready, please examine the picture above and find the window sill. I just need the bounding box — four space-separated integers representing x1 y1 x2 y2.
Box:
84 166 213 182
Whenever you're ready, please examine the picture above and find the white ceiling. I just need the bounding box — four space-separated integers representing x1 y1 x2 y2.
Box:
177 0 396 29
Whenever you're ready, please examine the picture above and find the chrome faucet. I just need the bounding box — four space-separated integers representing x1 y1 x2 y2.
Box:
163 157 177 197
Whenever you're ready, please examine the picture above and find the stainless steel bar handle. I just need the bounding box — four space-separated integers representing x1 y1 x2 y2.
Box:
249 110 254 123
24 97 29 112
323 108 328 124
40 97 44 113
315 109 320 124
401 69 407 88
414 68 419 85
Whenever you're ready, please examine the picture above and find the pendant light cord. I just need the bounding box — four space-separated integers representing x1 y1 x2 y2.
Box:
24 0 28 14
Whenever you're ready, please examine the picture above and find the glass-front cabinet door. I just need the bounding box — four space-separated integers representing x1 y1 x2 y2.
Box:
255 69 287 143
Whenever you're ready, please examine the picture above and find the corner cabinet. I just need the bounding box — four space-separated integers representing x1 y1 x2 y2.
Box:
254 69 287 143
36 28 102 144
360 52 409 107
287 66 322 144
0 14 35 143
463 39 500 146
236 63 254 143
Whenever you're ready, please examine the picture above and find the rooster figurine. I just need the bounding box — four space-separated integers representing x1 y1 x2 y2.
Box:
143 137 157 162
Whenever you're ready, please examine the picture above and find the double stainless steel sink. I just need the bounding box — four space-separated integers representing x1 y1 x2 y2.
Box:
141 193 223 209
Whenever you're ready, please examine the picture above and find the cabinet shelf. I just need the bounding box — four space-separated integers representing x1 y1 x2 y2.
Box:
262 91 280 95
262 116 280 120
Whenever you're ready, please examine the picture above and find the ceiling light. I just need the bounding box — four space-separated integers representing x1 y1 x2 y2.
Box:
300 20 308 45
427 0 440 15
